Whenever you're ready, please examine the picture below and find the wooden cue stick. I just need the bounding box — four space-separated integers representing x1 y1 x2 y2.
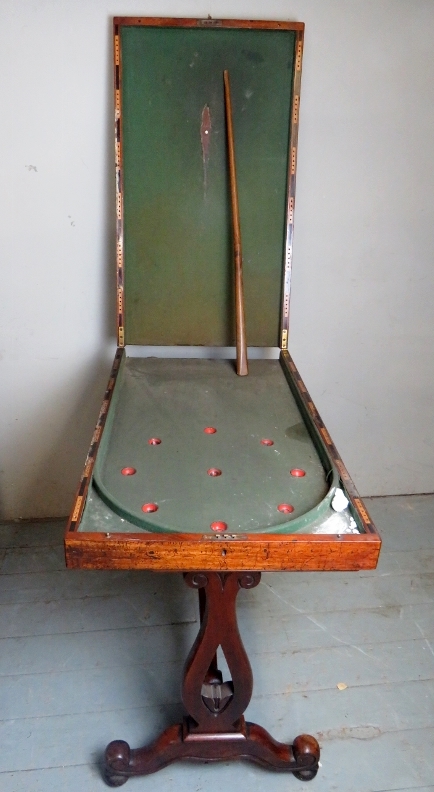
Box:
223 69 248 376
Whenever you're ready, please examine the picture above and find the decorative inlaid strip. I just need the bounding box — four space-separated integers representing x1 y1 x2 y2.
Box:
114 25 125 347
353 498 376 532
66 348 123 532
281 30 304 350
281 350 378 535
320 426 332 445
295 39 303 72
293 95 299 125
71 497 83 523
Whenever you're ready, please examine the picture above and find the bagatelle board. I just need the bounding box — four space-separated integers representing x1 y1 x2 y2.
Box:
65 17 380 786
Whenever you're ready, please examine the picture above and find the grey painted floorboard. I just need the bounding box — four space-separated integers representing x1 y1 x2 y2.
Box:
2 637 433 721
0 493 433 791
1 679 434 773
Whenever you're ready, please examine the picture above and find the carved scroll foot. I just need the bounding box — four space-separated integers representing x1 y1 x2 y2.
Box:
104 726 184 785
291 734 321 780
237 725 319 776
103 723 319 784
104 740 130 787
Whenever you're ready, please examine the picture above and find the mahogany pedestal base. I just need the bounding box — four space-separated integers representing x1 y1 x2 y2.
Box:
103 571 320 786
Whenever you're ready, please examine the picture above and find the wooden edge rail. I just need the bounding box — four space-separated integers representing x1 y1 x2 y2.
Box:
280 350 380 538
64 347 381 573
65 531 381 572
113 18 305 31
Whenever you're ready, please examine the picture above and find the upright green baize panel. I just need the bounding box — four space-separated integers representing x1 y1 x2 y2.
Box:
121 26 295 346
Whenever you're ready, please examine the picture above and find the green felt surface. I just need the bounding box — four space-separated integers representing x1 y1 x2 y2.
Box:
121 26 295 346
91 358 335 534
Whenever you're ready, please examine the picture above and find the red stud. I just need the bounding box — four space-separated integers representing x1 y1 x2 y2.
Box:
142 503 158 513
261 439 274 446
278 503 294 514
207 468 222 477
204 427 217 434
210 521 227 531
121 467 136 476
290 468 306 477
148 438 161 445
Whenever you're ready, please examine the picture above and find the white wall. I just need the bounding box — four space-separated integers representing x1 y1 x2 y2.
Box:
1 0 433 519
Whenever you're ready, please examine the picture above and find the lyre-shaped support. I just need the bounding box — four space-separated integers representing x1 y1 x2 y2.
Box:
183 571 259 731
104 571 320 786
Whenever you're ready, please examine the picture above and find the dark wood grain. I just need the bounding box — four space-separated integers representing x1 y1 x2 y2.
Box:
103 571 319 785
183 572 259 731
104 725 319 785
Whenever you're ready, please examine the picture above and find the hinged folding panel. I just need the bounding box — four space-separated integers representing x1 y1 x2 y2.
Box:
114 19 303 348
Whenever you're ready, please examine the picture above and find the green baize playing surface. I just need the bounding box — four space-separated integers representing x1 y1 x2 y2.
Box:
90 359 335 534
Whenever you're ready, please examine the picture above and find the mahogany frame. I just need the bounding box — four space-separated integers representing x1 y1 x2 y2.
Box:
65 347 381 572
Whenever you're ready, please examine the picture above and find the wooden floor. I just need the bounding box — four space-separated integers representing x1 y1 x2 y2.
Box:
0 494 433 791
